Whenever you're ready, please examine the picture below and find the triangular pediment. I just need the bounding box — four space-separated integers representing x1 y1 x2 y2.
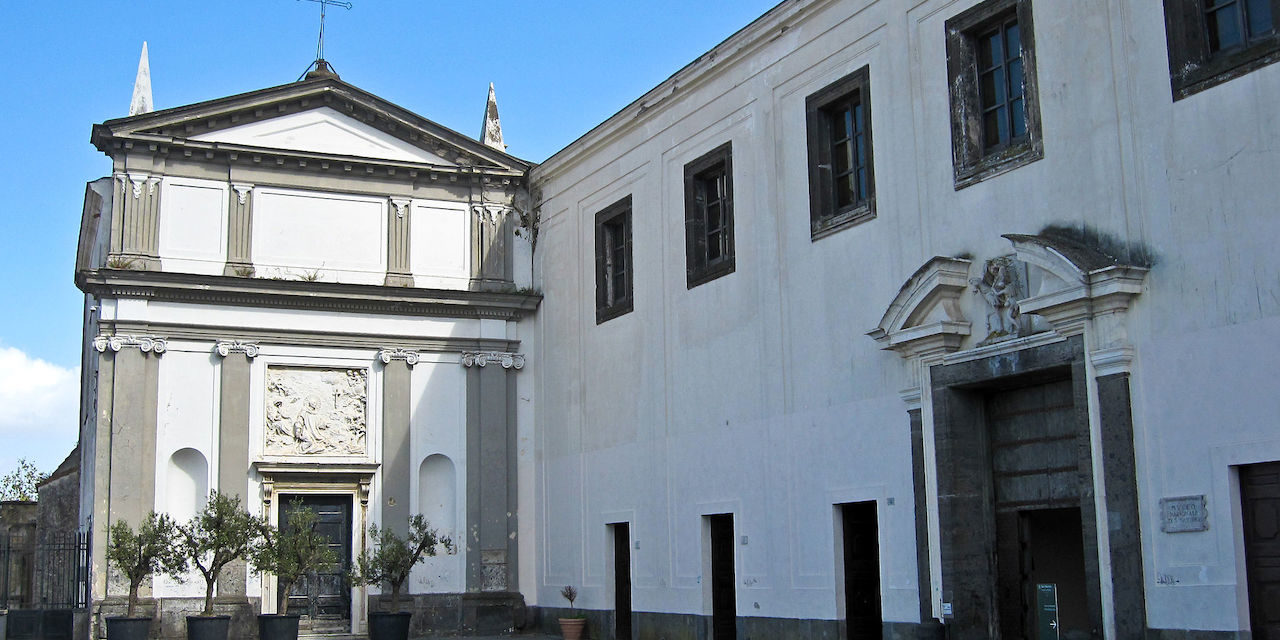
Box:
191 107 456 165
92 76 529 173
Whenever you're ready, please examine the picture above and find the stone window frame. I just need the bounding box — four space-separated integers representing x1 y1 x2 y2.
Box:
1164 0 1280 100
805 64 877 240
945 0 1044 190
683 142 736 289
594 195 634 324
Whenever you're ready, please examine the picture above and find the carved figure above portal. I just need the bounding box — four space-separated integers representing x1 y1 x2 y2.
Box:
970 256 1026 345
265 366 368 456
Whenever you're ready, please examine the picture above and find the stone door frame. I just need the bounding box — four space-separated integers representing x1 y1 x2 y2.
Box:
255 462 377 635
867 234 1148 639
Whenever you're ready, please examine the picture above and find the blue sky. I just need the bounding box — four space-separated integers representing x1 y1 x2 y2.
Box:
0 0 782 476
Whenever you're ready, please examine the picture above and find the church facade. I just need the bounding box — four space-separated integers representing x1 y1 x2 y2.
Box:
75 64 538 637
74 1 1280 639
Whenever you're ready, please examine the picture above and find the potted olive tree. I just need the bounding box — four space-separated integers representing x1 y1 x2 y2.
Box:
558 585 587 640
249 499 338 640
104 512 183 640
349 515 453 640
176 491 265 640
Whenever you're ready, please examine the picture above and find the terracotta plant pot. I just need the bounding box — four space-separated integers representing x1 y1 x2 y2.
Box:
186 614 231 640
559 616 587 640
258 613 301 640
368 611 412 640
105 617 151 640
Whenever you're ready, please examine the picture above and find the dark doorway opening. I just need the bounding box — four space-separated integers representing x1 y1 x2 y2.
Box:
1014 508 1089 639
611 523 632 640
279 494 352 634
1241 462 1280 640
839 501 883 640
707 514 736 640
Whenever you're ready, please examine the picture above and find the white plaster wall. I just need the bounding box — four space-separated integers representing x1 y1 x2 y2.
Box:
252 187 387 285
408 357 467 593
158 177 228 275
409 200 470 289
531 0 1280 632
153 345 219 597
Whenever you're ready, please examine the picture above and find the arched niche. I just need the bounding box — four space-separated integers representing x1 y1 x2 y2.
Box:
166 448 209 522
418 454 456 533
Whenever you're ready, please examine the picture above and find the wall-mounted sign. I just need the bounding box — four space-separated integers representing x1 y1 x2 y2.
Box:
1160 495 1208 533
1036 583 1059 640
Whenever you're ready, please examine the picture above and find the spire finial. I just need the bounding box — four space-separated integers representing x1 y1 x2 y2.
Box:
480 83 505 151
128 42 153 117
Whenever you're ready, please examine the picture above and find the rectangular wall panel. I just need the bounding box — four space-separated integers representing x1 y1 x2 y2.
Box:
158 178 228 275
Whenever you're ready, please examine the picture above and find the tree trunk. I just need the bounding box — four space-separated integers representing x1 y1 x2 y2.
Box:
389 582 401 613
277 578 292 614
203 579 216 616
127 578 142 618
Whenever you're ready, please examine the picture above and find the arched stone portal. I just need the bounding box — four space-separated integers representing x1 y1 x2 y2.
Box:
869 233 1148 640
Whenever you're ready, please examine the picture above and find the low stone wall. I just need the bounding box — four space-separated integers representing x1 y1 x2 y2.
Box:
93 596 257 639
368 591 528 636
529 607 943 640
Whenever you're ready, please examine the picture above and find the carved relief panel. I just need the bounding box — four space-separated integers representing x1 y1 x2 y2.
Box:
264 366 368 456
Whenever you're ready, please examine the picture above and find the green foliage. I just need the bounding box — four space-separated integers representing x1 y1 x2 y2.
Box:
249 498 339 614
0 458 47 501
106 512 183 618
349 515 453 613
177 491 266 616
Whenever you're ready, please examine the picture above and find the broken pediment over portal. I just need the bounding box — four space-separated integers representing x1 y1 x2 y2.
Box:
869 233 1149 360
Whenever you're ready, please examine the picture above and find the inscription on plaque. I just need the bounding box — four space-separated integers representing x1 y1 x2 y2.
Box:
1160 495 1208 533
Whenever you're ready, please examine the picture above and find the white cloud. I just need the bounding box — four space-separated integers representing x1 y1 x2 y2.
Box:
0 345 80 473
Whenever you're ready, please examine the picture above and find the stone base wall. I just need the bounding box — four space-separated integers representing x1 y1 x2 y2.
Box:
93 596 257 639
368 591 528 636
531 607 944 640
1145 631 1248 640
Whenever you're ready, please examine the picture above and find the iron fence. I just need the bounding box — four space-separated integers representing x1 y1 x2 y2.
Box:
0 530 88 610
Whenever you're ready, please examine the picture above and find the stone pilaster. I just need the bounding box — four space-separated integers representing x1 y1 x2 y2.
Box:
385 199 414 287
93 335 163 595
214 341 255 595
223 184 255 276
462 351 523 592
109 173 162 270
1093 358 1147 639
379 348 416 536
470 204 512 291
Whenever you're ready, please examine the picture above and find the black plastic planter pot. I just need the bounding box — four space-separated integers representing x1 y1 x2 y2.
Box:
368 611 412 640
186 615 231 640
105 617 151 640
258 614 301 640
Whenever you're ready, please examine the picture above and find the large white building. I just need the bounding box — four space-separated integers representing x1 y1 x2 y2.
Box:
75 1 1280 639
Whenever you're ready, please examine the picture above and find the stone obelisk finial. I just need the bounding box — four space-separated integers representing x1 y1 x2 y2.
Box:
128 42 153 116
480 83 505 151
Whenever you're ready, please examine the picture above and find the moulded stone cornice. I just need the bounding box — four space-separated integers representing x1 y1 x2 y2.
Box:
76 269 541 321
103 322 520 354
868 256 973 359
1090 346 1135 377
93 334 167 354
460 351 525 370
534 0 841 182
92 77 531 175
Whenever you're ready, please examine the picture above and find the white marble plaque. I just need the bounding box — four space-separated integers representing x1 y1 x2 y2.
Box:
265 366 368 456
1160 495 1208 533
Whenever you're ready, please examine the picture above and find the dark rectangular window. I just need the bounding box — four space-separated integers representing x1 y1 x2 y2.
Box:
684 143 735 288
806 65 876 239
595 196 633 323
946 0 1042 189
1165 0 1280 99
